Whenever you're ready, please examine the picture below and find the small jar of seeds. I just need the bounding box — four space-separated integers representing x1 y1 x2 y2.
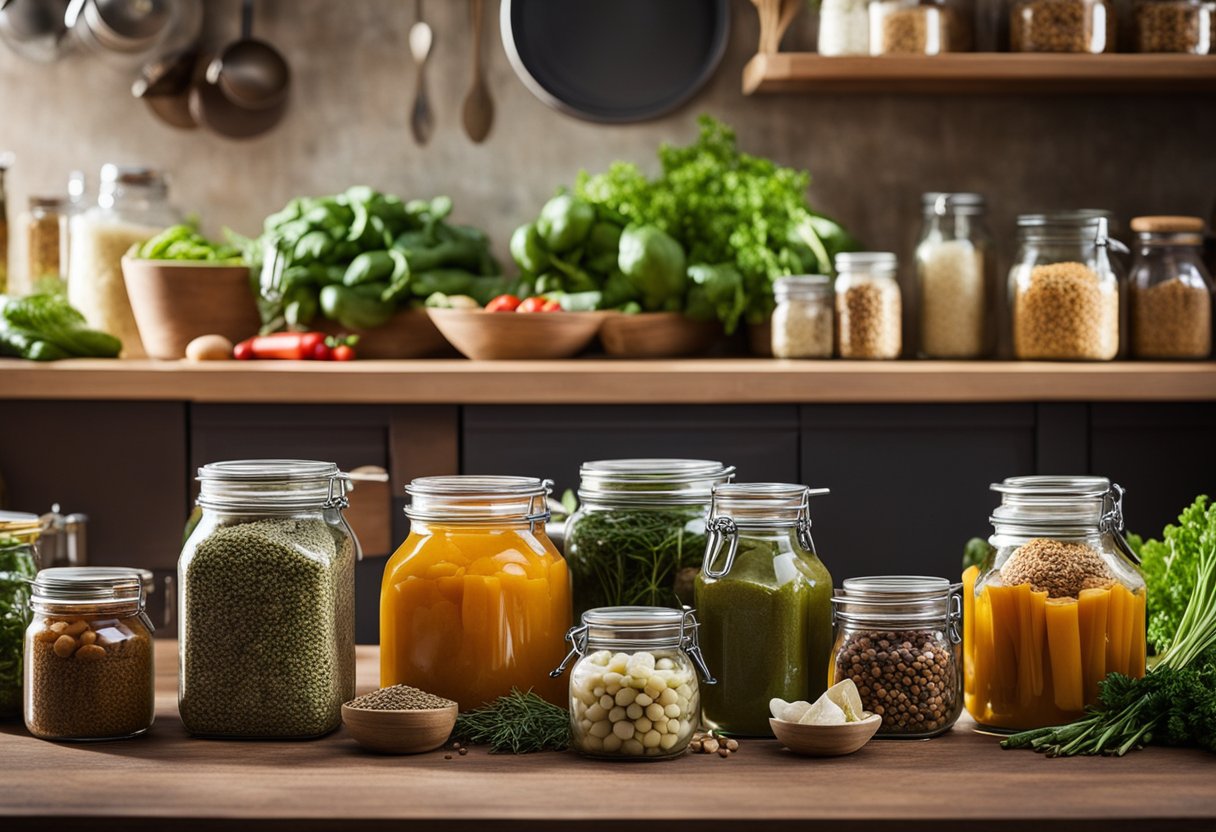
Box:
771 275 834 358
1133 0 1214 53
835 252 902 359
551 606 715 759
24 567 155 741
1009 212 1125 360
868 0 973 54
178 460 359 739
830 576 962 738
1011 0 1117 52
1127 216 1213 359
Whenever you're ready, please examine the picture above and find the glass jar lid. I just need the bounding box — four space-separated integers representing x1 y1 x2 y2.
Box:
774 275 831 301
991 474 1112 527
1131 215 1205 247
0 510 41 539
550 605 716 683
576 459 734 507
835 251 898 274
28 195 66 211
832 575 957 627
32 567 144 609
406 475 552 524
922 192 985 215
197 459 350 512
709 482 829 528
1016 210 1119 244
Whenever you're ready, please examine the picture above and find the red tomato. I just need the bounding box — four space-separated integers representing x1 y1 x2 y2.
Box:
517 297 561 313
311 341 333 361
331 344 356 361
233 339 255 360
485 294 522 313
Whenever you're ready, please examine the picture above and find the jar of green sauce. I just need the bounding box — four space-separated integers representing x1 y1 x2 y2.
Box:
695 483 833 737
565 459 735 616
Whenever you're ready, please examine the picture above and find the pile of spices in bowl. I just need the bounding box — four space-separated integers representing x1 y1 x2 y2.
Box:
346 685 455 711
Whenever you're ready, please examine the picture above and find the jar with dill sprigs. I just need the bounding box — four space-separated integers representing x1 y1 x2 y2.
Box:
0 512 41 719
563 460 735 617
178 460 359 739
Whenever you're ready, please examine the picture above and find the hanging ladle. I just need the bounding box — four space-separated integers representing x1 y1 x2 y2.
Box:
205 0 290 110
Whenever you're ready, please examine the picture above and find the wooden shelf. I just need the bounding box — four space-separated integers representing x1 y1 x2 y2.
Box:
743 52 1216 95
1 358 1214 405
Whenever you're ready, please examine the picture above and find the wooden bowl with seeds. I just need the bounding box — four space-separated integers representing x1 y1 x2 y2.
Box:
341 685 457 754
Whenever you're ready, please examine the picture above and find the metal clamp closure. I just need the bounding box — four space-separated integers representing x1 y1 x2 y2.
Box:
681 609 716 685
550 622 589 678
323 472 353 510
948 583 963 645
1100 482 1140 565
702 517 740 579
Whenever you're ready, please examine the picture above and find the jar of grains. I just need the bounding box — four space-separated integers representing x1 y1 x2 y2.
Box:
868 0 973 53
179 460 358 738
68 164 180 358
1128 216 1213 358
1133 0 1214 52
21 196 68 291
916 192 995 358
771 275 834 358
1 511 41 718
565 459 734 616
1009 212 1124 360
696 483 834 737
1011 0 1116 51
819 0 871 54
24 567 155 741
830 576 963 738
964 476 1145 732
552 606 716 759
382 476 571 710
835 252 902 359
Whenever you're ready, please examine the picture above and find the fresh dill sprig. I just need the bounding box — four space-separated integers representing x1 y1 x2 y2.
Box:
453 689 570 754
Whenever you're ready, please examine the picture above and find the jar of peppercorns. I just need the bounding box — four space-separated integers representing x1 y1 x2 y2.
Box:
24 567 155 741
830 576 963 738
1133 0 1214 53
1011 0 1117 52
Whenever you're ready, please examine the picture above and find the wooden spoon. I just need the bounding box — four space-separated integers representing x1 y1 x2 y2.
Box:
461 0 493 143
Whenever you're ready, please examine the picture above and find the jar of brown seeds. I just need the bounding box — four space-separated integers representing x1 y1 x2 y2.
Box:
830 576 962 738
1133 0 1214 53
1127 216 1213 359
834 252 902 359
1011 0 1116 52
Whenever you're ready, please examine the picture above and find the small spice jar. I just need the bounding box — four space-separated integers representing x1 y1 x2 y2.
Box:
819 0 871 54
22 196 68 290
1009 212 1124 360
1 511 41 718
1133 0 1214 52
552 606 715 759
24 567 155 740
964 476 1146 732
835 252 902 359
831 576 963 738
179 460 359 738
869 0 973 53
1011 0 1117 52
916 193 995 359
771 275 834 358
1128 215 1213 359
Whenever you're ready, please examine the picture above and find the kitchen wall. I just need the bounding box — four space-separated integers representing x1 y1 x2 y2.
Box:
2 0 1214 289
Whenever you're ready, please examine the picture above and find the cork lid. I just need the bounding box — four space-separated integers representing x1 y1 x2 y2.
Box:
1130 216 1204 233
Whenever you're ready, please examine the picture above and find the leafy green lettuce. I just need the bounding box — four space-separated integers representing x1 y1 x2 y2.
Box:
1140 495 1216 654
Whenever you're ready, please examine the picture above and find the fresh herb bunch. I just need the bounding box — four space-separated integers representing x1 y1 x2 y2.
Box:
453 689 570 754
0 293 122 361
565 506 706 615
1137 496 1216 654
0 536 38 716
1002 495 1216 756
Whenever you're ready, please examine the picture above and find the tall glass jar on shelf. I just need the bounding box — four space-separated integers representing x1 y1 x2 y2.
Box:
819 0 871 54
1127 215 1213 359
68 164 179 358
916 192 995 359
835 252 902 359
21 196 69 293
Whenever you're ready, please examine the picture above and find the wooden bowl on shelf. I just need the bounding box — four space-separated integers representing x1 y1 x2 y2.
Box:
341 702 458 755
427 308 606 360
599 312 722 358
121 257 261 360
769 713 881 757
316 308 455 359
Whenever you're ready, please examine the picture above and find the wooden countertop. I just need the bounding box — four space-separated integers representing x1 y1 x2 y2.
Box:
1 640 1213 831
2 358 1215 404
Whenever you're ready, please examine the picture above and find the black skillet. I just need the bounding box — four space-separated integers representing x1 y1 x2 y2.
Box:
500 0 730 124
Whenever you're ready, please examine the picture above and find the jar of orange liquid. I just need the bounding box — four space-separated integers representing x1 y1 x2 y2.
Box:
963 476 1146 732
380 476 571 710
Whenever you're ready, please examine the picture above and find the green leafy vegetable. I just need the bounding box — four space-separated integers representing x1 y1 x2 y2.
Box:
0 294 122 360
0 536 37 716
963 537 996 571
453 688 570 754
136 224 242 263
1139 496 1216 655
617 225 686 312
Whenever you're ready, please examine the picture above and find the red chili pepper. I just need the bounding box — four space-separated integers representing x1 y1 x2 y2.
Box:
233 339 255 360
245 332 328 360
485 294 522 313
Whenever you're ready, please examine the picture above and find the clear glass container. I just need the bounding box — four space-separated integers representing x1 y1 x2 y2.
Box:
835 252 902 359
964 475 1146 732
1 511 40 719
24 567 154 740
916 193 995 359
831 576 963 738
382 475 572 710
565 460 735 616
22 196 68 292
0 155 9 295
695 483 834 737
869 0 973 53
1128 215 1213 359
772 275 834 359
820 0 871 54
179 459 358 738
552 606 715 759
67 164 179 358
1133 0 1213 52
1011 0 1116 52
1009 212 1124 360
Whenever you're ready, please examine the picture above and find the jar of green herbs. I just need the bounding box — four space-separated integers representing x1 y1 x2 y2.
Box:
178 460 359 739
695 483 834 737
0 512 40 719
564 460 735 616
